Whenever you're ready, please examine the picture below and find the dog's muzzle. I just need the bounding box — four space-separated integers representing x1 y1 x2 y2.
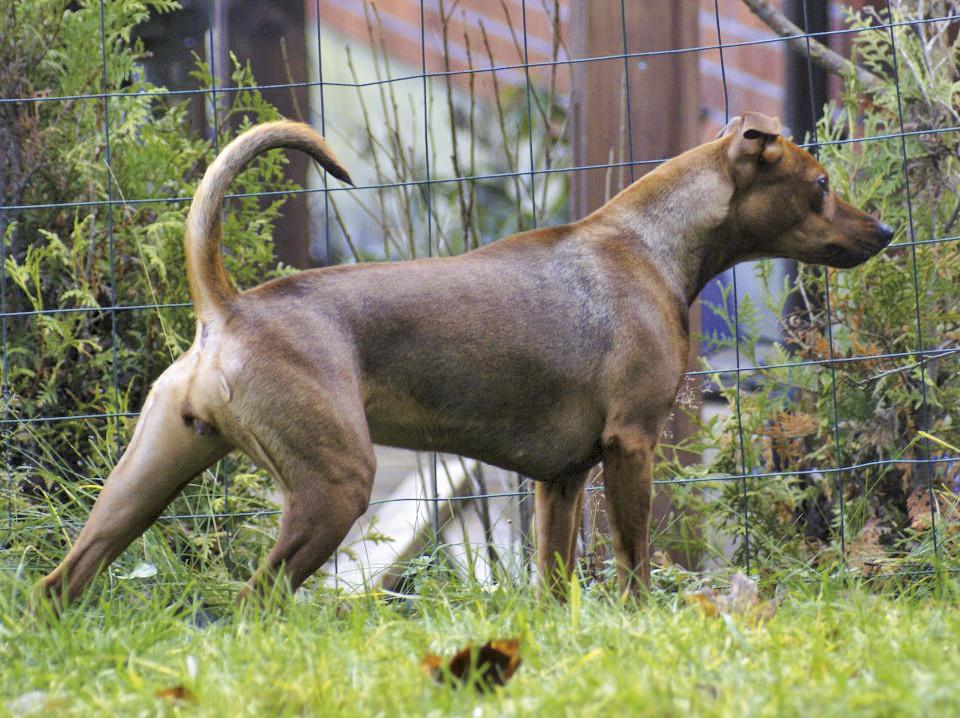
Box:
875 222 895 247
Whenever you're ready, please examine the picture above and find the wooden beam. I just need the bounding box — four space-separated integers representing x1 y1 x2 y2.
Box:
223 0 312 269
570 1 700 214
570 1 702 566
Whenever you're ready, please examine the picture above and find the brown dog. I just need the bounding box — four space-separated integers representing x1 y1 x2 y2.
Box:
39 113 891 606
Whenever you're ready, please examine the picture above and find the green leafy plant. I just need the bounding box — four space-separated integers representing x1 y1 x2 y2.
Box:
0 0 301 584
662 1 960 575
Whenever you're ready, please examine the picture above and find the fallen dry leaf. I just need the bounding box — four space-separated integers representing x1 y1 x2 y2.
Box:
421 638 522 691
907 486 934 531
686 573 777 623
846 518 885 575
686 591 720 618
117 561 158 580
154 685 197 702
651 550 673 568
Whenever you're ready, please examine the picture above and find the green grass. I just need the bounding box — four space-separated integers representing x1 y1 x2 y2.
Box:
3 568 960 717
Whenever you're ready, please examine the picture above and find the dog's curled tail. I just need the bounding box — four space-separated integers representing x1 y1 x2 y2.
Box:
185 120 352 322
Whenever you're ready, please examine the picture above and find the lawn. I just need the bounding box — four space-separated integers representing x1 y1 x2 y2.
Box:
2 568 959 716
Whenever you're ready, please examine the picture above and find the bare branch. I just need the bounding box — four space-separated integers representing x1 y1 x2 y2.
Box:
740 0 883 90
854 346 960 388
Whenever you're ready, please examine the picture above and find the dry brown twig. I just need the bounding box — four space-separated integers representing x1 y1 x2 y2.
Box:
740 0 883 90
439 0 473 249
478 20 523 225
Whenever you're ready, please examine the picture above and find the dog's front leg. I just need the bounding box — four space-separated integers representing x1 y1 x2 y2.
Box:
38 369 231 609
535 472 588 599
601 428 656 600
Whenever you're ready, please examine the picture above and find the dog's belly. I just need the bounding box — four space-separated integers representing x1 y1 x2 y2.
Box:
364 385 604 479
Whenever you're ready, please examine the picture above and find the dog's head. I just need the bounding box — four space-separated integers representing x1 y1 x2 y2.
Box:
718 112 893 268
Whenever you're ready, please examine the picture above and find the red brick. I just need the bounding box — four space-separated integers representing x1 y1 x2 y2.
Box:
310 0 858 145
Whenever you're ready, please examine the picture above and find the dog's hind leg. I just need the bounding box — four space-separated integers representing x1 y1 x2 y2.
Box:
39 360 231 608
234 392 376 603
535 472 588 599
238 474 372 603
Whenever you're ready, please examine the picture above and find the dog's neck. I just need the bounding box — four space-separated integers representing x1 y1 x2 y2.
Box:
594 146 747 306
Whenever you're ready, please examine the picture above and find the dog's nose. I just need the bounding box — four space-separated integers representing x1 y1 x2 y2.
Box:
876 222 895 246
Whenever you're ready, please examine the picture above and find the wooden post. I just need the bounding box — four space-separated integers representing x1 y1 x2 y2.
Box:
784 0 828 137
783 0 829 323
570 1 702 566
135 2 311 269
223 0 312 269
570 2 700 215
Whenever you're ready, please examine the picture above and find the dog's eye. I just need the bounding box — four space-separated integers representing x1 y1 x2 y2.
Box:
817 176 829 195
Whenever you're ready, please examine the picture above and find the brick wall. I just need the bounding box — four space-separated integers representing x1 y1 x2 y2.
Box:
698 0 787 141
698 0 873 142
311 0 570 94
311 0 871 148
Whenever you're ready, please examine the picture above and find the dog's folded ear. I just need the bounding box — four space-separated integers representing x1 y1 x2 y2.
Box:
720 112 783 185
739 112 781 139
716 115 742 140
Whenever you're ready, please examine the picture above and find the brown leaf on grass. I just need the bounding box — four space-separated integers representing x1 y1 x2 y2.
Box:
686 573 777 623
651 550 673 568
421 638 522 692
154 685 197 702
907 486 933 531
846 518 885 575
687 591 719 618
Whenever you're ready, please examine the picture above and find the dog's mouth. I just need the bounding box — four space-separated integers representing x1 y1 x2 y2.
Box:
823 243 874 268
821 220 894 268
823 234 892 268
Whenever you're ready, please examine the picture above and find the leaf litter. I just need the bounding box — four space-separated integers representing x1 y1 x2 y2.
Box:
421 638 522 692
686 573 777 624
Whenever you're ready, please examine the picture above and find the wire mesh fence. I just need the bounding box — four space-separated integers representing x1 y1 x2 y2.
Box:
1 0 958 593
